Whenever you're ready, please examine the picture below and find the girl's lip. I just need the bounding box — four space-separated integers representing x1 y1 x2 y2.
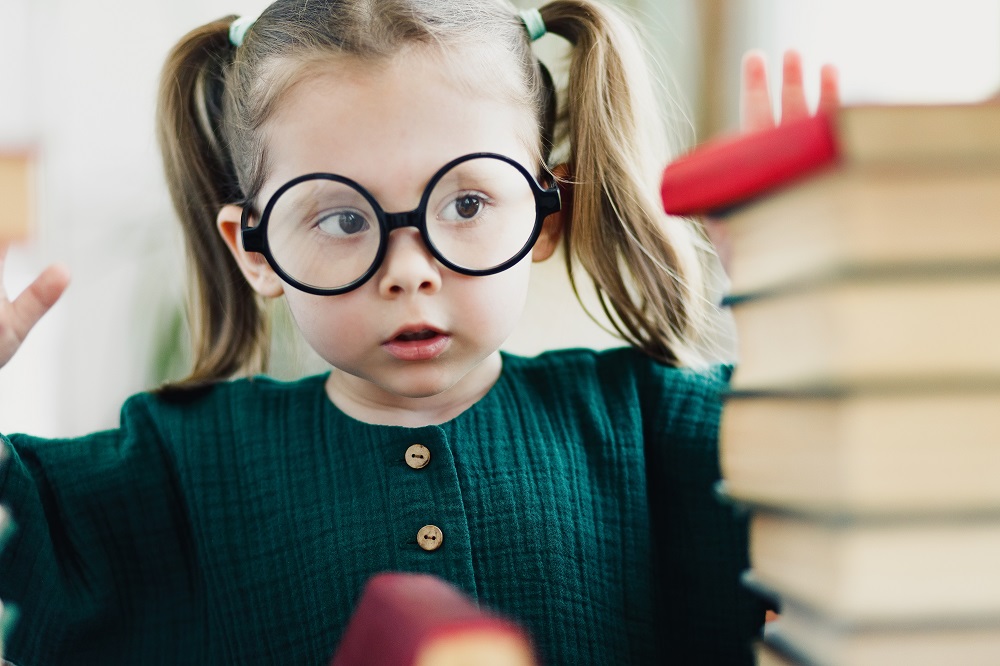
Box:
385 324 445 342
382 332 451 361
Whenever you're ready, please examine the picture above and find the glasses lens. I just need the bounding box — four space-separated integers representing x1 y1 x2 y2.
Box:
266 177 381 290
425 157 538 272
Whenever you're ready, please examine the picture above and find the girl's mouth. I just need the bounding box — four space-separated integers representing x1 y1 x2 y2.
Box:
382 328 450 361
394 330 439 342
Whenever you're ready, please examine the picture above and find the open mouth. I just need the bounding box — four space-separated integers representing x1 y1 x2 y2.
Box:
393 329 440 342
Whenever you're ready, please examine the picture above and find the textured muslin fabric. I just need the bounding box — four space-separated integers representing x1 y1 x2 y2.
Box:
0 347 764 665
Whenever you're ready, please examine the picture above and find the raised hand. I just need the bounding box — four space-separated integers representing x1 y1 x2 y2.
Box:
0 244 70 369
705 50 840 274
740 49 840 133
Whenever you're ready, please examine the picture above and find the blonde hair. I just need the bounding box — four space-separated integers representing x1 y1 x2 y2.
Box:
155 0 718 391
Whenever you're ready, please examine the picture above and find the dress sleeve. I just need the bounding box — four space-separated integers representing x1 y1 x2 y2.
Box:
638 360 767 664
0 394 201 665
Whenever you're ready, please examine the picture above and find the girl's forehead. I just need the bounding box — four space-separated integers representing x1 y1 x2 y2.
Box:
258 48 539 200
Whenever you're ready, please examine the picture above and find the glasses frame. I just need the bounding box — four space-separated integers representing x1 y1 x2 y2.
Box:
240 152 562 295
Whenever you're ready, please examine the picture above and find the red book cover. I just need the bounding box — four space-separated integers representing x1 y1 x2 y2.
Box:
330 573 537 666
660 112 839 216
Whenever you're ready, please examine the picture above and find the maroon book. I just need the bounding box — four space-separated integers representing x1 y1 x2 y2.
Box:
330 573 538 666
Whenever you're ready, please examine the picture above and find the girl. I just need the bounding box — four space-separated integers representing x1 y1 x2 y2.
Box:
0 1 835 664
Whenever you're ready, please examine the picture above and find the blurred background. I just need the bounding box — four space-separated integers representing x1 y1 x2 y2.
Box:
1 0 998 437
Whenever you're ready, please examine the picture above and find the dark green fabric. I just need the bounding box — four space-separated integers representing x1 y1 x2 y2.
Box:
0 347 764 665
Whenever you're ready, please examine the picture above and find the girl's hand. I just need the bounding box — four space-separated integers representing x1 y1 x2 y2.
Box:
740 49 840 133
706 50 840 274
0 246 68 658
0 243 70 370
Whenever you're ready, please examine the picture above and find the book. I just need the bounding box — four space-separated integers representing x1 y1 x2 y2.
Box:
747 510 1000 623
660 104 1000 295
330 573 537 666
719 388 1000 514
766 601 1000 666
726 271 1000 391
660 112 837 217
704 102 1000 662
660 103 1000 217
0 150 33 241
718 167 1000 295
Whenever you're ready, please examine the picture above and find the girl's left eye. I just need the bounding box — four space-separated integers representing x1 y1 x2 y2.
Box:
442 193 489 221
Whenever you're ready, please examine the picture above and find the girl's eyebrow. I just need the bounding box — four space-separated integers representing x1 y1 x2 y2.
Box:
274 180 374 216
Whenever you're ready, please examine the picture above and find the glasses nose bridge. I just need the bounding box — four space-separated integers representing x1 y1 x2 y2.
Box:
383 209 423 233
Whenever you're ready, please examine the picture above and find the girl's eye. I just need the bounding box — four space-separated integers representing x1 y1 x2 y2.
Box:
454 195 481 219
316 211 371 236
442 193 489 222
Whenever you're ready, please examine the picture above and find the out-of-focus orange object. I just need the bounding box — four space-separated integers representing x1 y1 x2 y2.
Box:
0 149 34 241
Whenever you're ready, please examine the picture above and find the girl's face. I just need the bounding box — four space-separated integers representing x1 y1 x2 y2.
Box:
250 50 548 424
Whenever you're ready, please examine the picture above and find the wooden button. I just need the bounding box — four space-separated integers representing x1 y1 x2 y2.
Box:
417 525 443 551
405 444 431 469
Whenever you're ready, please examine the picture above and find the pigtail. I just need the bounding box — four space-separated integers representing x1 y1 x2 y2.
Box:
155 16 270 391
540 0 718 367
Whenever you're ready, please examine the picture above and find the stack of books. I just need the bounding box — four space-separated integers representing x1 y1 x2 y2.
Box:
663 102 1000 665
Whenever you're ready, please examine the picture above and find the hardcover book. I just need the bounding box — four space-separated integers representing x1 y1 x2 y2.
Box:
726 271 1000 391
747 511 1000 623
660 103 1000 294
770 601 1000 666
720 387 1000 514
661 103 1000 217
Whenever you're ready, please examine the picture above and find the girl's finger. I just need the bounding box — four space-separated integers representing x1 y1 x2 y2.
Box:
818 63 841 114
740 50 775 133
0 244 12 305
780 50 809 122
8 264 70 342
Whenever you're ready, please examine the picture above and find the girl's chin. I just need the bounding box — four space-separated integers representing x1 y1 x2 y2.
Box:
325 353 501 416
328 363 458 401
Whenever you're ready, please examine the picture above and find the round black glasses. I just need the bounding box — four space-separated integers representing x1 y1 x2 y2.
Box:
241 153 561 295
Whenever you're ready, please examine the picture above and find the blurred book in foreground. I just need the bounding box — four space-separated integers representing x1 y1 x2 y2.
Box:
330 573 537 666
0 150 34 241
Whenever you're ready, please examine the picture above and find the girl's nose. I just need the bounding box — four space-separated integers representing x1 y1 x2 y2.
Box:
377 228 442 297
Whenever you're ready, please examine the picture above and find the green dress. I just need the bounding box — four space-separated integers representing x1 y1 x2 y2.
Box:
0 347 764 665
